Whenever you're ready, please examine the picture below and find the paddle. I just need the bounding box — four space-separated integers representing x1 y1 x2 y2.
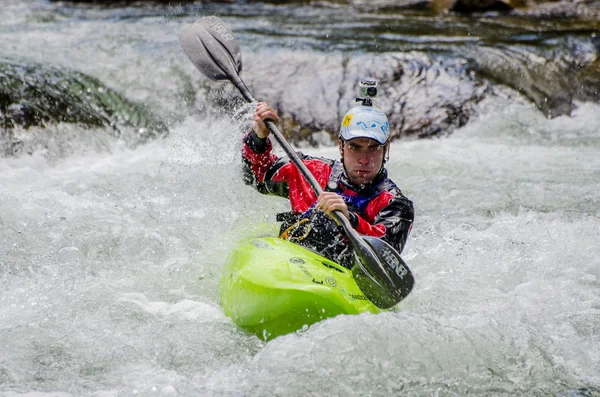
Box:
179 16 414 309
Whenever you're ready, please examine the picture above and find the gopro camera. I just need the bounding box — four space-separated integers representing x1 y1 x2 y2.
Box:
359 80 378 98
356 80 377 106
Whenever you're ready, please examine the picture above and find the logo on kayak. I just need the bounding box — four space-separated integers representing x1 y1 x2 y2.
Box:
313 276 337 286
290 258 312 278
339 287 368 301
250 240 272 250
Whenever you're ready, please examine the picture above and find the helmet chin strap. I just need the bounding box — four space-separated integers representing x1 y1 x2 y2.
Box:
383 143 390 165
375 142 390 174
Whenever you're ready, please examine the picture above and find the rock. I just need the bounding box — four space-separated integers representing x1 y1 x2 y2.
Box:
433 0 525 13
0 60 168 156
197 51 487 143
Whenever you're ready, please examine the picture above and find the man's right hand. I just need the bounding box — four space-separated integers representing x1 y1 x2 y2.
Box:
252 102 279 139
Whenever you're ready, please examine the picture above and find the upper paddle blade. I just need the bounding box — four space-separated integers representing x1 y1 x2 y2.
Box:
351 236 414 309
179 16 242 81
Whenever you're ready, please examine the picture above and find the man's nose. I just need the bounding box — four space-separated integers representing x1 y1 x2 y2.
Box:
358 151 370 163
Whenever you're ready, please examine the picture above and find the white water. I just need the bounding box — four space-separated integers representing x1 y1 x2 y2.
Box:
1 1 600 396
2 99 598 396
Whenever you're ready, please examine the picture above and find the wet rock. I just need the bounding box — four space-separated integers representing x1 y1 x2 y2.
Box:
515 0 600 19
573 57 600 101
433 0 524 13
51 0 600 19
459 37 600 118
47 1 598 144
460 46 576 118
195 51 487 143
196 37 598 142
349 0 432 12
0 60 167 156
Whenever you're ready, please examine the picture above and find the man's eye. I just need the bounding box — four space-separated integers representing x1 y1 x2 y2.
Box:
369 146 381 152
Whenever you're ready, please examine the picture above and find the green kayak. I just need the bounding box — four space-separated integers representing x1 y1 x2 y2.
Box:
219 236 388 340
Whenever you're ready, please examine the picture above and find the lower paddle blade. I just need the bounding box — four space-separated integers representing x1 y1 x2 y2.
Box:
179 16 242 81
351 236 414 309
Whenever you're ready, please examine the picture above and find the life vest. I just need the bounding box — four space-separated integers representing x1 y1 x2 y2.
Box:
277 161 395 240
324 161 396 215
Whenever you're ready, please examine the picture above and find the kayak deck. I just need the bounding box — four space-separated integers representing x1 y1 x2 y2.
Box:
219 237 385 340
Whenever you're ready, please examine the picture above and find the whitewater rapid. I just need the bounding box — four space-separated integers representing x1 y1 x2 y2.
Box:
1 0 599 395
1 97 599 396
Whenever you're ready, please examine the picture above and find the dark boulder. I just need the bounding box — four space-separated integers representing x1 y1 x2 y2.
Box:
0 60 167 156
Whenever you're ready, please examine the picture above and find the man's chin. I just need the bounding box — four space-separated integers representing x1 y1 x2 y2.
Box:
350 174 373 186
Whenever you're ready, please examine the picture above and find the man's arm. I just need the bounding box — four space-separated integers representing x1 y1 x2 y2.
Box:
373 195 414 254
241 101 290 197
242 130 275 183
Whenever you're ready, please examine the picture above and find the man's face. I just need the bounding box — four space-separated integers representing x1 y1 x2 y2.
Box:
338 137 388 186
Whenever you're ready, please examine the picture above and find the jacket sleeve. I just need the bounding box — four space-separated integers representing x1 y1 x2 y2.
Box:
350 193 414 254
241 130 290 198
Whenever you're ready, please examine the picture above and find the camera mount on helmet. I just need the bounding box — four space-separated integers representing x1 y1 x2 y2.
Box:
356 80 377 107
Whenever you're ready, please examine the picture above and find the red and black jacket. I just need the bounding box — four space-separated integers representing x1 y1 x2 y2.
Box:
242 131 414 254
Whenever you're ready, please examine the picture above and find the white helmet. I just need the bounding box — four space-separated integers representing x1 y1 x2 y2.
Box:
339 106 390 145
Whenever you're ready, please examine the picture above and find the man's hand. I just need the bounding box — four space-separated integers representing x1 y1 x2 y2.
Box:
316 191 349 220
252 102 279 138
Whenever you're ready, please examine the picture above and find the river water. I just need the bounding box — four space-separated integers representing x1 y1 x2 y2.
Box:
1 1 599 396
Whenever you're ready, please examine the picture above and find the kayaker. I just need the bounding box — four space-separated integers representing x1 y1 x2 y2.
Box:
242 102 414 268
